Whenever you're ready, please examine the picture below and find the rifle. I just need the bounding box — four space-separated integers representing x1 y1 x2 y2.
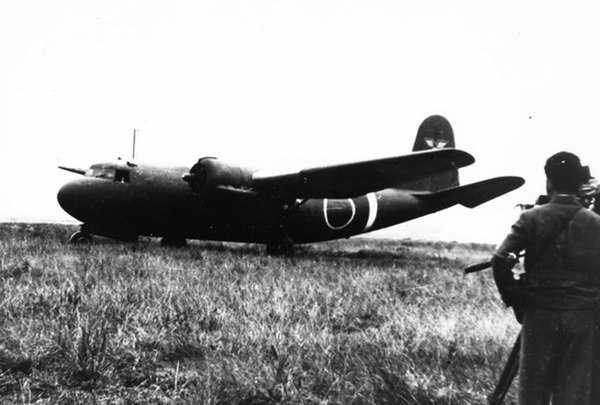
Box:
464 252 524 275
464 259 494 274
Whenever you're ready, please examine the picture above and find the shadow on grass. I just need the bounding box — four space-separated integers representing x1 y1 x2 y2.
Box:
3 222 491 264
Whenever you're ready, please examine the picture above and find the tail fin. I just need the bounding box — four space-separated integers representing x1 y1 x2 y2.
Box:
404 115 459 191
412 115 455 151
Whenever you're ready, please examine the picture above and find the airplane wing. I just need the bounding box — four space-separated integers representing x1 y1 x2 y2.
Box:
413 176 526 208
252 148 475 199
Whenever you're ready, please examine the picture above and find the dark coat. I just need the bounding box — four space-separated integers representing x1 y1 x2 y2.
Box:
492 194 600 404
493 194 600 310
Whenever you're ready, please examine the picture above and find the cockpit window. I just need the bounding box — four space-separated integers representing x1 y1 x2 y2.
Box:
85 168 115 180
84 167 130 183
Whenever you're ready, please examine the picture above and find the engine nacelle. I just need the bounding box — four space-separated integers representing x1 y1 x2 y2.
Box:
182 157 254 194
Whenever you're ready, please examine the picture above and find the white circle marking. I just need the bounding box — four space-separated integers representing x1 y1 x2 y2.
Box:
323 198 356 230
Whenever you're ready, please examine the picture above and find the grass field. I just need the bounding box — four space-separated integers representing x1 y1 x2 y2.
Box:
0 223 520 404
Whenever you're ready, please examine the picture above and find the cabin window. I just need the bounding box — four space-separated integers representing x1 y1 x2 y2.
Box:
115 169 130 183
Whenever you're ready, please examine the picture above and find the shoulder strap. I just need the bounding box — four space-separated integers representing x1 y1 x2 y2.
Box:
538 206 582 258
523 207 583 283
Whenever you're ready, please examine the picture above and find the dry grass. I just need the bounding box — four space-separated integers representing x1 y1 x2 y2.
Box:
0 223 520 404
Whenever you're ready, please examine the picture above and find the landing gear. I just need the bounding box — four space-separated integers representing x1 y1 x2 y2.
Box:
68 230 92 245
161 236 187 248
266 232 294 257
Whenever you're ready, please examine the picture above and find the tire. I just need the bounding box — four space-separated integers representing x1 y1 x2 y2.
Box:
68 231 92 245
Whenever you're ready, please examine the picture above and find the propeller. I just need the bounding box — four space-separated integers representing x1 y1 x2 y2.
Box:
182 158 211 193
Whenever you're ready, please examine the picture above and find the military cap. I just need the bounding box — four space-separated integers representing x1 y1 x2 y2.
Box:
544 151 591 192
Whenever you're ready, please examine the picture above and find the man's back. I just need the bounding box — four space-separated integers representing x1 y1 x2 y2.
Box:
497 195 600 310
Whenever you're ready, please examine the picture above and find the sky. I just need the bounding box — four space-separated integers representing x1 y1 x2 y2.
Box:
1 0 599 244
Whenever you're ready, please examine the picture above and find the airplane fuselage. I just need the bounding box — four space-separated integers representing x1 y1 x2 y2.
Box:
57 162 446 244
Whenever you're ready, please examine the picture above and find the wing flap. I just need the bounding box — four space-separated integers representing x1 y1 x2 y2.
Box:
252 148 474 199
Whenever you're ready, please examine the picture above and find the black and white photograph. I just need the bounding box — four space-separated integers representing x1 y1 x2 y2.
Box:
1 1 599 403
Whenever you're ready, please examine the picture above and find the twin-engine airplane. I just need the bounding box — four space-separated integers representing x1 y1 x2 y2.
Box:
57 115 524 254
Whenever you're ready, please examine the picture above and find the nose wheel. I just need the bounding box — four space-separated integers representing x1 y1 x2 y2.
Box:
68 230 93 245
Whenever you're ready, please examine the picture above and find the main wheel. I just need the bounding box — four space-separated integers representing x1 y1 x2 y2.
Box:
266 237 294 257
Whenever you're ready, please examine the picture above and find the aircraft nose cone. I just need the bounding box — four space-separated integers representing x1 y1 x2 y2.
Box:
57 180 84 217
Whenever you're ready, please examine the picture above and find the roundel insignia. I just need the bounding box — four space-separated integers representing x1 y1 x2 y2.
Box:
323 198 356 230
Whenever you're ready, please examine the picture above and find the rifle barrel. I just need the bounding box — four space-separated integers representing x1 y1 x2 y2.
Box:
464 260 492 274
465 252 524 275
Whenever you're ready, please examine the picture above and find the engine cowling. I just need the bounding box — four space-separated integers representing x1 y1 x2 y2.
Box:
182 157 254 194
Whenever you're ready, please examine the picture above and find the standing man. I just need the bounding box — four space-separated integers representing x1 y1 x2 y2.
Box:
492 151 600 404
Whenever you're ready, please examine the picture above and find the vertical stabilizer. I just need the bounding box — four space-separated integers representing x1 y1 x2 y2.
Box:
412 115 455 151
403 115 459 191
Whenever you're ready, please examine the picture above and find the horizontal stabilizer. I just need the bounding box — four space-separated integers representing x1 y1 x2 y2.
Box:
252 148 475 199
414 176 525 208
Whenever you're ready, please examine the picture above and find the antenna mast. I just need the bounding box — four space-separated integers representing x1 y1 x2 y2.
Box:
132 129 138 160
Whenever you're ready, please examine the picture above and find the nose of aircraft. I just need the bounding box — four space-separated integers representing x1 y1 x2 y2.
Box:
57 180 85 218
